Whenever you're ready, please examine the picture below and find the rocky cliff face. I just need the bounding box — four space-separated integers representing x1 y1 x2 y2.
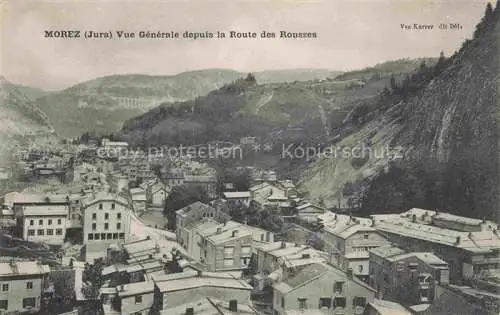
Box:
299 3 500 220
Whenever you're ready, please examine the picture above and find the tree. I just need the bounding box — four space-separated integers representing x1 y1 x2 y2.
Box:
82 259 105 300
163 185 210 230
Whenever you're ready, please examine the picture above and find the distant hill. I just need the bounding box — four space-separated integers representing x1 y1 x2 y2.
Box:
0 77 56 165
118 59 433 176
34 68 341 138
299 3 499 220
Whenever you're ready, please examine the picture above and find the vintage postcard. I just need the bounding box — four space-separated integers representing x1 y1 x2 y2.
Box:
0 0 498 314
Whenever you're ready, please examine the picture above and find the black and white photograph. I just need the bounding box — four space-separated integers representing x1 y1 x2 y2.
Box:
0 0 499 314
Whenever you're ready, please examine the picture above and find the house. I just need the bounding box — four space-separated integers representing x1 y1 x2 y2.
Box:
197 221 253 272
319 213 390 281
363 299 412 315
0 261 51 313
20 204 69 245
150 182 169 207
295 203 326 222
371 209 500 282
272 262 376 315
82 192 131 262
249 182 291 208
163 297 258 315
153 272 253 313
113 281 155 315
223 192 251 207
176 201 231 248
254 241 326 291
130 187 147 213
368 245 450 305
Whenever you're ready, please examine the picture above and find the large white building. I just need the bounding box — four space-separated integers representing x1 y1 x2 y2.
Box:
0 261 51 313
82 192 131 249
20 204 69 245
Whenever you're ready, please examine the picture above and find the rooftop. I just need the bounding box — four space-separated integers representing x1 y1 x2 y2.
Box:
0 261 50 276
370 245 448 266
432 213 484 226
122 238 157 255
162 297 257 315
257 242 310 258
223 192 251 199
117 281 154 298
155 275 252 293
368 299 412 315
22 204 69 217
177 201 214 216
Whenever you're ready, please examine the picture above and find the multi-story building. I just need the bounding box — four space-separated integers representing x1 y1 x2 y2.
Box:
176 201 230 247
152 271 253 313
20 204 69 245
197 221 253 272
368 245 449 305
318 212 390 281
272 262 376 315
130 187 147 213
371 208 500 282
0 261 51 313
82 192 131 261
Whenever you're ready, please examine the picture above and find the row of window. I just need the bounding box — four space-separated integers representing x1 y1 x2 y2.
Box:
0 297 36 310
92 212 121 220
1 281 33 292
280 296 366 309
87 233 125 240
98 203 116 210
29 219 62 226
91 223 121 230
27 228 63 236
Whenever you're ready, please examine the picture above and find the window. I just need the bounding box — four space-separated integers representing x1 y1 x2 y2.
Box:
117 213 121 219
119 233 125 239
47 229 53 236
48 219 52 225
37 229 44 236
352 297 366 307
333 297 346 308
88 233 94 240
135 295 142 304
107 233 112 239
319 297 332 309
223 258 234 267
1 284 8 291
261 234 264 241
298 298 307 309
409 263 418 272
111 203 115 210
0 300 7 310
39 219 43 225
99 203 103 210
281 297 285 308
57 219 62 225
104 223 109 230
56 229 63 235
241 257 249 265
117 223 121 230
94 233 100 240
358 265 364 273
30 220 34 226
92 213 96 220
105 213 109 220
92 223 97 230
113 233 118 239
223 246 234 257
241 246 251 256
334 281 344 294
26 282 33 290
28 229 35 236
363 234 369 239
22 297 36 308
101 233 106 240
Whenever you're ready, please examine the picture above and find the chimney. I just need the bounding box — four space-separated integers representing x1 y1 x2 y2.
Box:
281 240 286 249
229 300 238 312
185 307 194 315
347 268 353 278
120 285 125 292
149 254 153 259
302 253 311 259
455 236 461 244
217 227 222 234
232 230 238 237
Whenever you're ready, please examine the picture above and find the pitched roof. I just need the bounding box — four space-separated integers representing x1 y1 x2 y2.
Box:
0 261 50 276
282 263 329 289
22 204 68 216
176 201 214 216
117 281 154 297
155 276 252 293
223 192 251 199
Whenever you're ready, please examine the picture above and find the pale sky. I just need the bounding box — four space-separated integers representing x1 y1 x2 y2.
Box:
0 0 492 91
